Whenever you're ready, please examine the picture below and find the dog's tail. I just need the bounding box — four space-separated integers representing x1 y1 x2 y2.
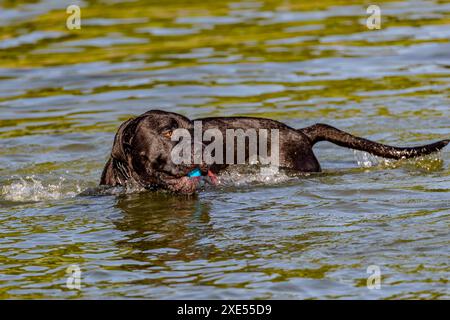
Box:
300 123 449 160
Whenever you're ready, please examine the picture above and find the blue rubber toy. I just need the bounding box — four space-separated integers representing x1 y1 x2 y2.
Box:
187 168 201 178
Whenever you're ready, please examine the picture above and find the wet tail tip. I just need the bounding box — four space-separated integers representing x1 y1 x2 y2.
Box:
431 139 450 153
440 139 450 148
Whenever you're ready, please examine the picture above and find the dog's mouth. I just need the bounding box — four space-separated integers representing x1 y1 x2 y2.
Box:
152 168 217 195
163 175 201 194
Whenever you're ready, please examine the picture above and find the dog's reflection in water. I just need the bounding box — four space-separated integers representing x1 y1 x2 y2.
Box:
113 192 216 264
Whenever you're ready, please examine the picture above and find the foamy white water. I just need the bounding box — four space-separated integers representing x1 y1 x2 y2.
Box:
0 176 81 202
353 150 380 168
353 150 444 171
215 165 304 187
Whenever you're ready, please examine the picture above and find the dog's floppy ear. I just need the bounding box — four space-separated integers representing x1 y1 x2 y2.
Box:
100 117 139 186
111 118 137 163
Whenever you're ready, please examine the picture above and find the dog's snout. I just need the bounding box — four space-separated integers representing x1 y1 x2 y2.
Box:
190 139 210 175
198 163 209 175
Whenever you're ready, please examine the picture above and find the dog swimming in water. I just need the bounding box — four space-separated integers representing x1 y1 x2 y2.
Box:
100 110 449 194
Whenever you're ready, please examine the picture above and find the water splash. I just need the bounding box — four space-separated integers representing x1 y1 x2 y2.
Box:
353 150 444 171
0 176 82 202
353 150 382 168
214 165 299 187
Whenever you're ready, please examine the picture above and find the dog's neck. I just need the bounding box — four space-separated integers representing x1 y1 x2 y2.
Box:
112 157 131 185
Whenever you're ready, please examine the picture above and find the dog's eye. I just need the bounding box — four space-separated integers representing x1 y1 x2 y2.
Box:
162 130 173 139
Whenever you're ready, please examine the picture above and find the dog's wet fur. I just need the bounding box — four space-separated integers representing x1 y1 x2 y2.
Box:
101 110 449 194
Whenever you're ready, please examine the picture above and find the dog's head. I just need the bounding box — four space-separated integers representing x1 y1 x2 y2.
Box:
102 110 208 194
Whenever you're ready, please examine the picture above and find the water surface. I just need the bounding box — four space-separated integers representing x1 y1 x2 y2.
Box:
0 0 449 299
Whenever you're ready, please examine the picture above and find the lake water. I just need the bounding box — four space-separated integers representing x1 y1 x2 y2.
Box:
0 0 449 299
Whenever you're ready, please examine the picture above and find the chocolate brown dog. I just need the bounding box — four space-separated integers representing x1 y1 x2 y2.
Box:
100 110 449 194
